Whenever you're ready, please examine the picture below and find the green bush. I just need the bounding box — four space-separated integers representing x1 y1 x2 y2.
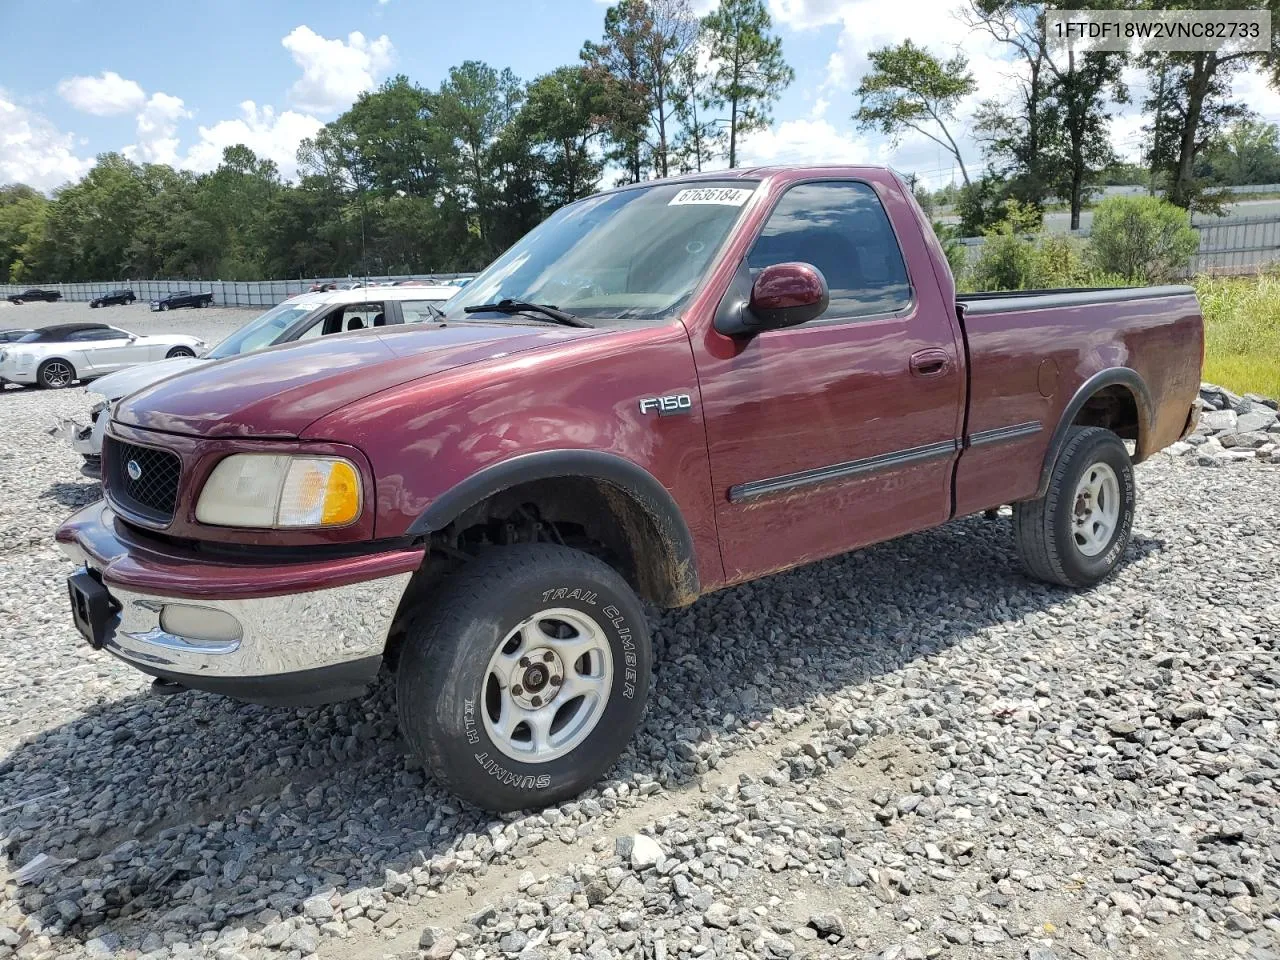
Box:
967 201 1091 291
1086 195 1199 283
931 220 969 283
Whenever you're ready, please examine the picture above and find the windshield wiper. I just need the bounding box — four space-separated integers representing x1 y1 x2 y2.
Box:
463 299 594 328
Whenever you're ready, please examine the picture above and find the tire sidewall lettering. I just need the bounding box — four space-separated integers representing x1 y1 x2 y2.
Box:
457 582 645 789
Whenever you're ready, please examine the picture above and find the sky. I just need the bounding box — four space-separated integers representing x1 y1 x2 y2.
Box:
4 0 1280 195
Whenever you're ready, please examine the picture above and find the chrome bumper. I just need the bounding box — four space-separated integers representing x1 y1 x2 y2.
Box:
57 540 411 692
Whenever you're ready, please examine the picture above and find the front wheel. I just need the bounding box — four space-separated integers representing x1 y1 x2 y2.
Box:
166 346 196 359
1013 426 1135 587
37 358 75 389
397 543 651 812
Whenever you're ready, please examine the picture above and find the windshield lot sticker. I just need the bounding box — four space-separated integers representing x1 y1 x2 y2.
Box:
668 187 753 206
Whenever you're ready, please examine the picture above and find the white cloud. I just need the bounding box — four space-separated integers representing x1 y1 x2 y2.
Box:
0 90 93 191
738 117 890 166
281 25 393 114
124 92 190 165
56 71 146 116
182 101 324 178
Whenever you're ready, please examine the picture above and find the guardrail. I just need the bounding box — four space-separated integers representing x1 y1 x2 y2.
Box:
0 274 476 308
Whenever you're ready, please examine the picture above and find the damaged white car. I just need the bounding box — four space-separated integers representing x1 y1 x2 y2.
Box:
55 285 457 477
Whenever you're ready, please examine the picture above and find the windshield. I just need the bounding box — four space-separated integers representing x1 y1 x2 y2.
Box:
443 180 758 321
206 303 316 359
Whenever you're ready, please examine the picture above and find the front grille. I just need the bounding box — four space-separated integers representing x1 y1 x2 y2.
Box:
105 437 181 524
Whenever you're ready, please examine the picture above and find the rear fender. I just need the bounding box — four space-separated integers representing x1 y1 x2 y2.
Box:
1035 367 1152 499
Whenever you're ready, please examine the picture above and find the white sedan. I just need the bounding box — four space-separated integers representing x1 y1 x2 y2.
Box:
0 323 205 389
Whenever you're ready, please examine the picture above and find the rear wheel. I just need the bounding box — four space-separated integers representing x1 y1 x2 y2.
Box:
37 359 75 389
1013 426 1135 587
397 543 651 811
166 346 196 359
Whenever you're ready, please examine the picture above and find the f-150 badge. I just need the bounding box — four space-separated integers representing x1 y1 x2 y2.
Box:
638 394 693 416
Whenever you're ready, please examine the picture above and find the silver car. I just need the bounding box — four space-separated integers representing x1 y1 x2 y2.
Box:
56 286 458 477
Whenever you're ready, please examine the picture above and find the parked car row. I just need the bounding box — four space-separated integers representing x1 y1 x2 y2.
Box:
55 284 457 476
48 166 1204 813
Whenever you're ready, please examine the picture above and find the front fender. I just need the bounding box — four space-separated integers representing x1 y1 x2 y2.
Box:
409 449 699 602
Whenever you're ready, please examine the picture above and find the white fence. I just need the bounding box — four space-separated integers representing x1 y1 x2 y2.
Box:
0 274 476 309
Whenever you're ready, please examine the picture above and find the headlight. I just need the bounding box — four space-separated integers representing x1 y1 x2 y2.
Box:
195 454 362 528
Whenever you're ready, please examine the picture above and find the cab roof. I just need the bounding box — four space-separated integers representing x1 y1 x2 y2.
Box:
284 285 460 308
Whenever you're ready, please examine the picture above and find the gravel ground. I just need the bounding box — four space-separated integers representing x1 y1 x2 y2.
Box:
0 359 1277 960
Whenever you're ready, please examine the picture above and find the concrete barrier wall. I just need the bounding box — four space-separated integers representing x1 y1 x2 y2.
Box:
0 274 476 307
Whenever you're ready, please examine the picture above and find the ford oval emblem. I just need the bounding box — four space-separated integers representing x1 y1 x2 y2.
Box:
126 459 142 481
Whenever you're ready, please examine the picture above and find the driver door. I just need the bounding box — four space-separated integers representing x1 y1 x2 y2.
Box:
74 328 137 373
696 180 965 583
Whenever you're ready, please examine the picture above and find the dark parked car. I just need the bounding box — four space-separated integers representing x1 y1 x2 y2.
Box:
6 288 61 304
90 289 136 308
151 291 214 311
0 329 34 343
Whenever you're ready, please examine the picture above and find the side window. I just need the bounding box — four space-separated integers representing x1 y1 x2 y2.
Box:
400 300 444 324
341 302 384 331
295 318 326 341
70 329 124 341
746 181 913 322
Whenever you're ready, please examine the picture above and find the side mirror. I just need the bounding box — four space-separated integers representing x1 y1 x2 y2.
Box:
749 262 829 330
716 262 830 337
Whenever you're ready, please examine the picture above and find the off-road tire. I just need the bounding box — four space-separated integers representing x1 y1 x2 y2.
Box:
1013 426 1134 587
397 543 651 812
36 358 76 389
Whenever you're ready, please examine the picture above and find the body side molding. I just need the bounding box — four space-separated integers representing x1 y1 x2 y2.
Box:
968 420 1043 448
729 439 959 502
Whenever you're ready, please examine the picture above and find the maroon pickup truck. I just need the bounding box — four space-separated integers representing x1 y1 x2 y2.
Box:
57 166 1203 811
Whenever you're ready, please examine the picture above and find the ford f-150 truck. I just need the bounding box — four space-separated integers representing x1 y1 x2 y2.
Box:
56 166 1203 811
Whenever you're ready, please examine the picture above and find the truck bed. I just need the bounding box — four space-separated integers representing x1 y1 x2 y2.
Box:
957 284 1195 314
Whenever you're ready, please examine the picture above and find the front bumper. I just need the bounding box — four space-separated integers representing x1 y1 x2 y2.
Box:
51 409 108 458
56 502 423 706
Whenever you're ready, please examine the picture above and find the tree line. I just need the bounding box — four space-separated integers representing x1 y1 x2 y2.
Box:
6 0 1280 285
856 0 1280 235
0 0 792 284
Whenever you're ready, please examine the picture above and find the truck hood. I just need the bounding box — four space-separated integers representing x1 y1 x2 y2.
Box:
89 356 207 401
113 322 602 439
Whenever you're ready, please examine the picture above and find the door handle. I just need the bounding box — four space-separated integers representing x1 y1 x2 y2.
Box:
909 349 951 378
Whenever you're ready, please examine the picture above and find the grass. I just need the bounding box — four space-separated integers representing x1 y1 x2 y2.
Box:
1195 273 1280 399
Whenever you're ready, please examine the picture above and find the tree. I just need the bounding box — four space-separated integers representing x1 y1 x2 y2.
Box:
1198 119 1280 185
962 0 1052 208
522 67 606 206
1041 44 1126 231
701 0 793 168
0 185 50 282
671 47 725 172
583 0 698 180
1086 194 1199 282
1142 0 1280 210
854 40 976 186
436 61 524 253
